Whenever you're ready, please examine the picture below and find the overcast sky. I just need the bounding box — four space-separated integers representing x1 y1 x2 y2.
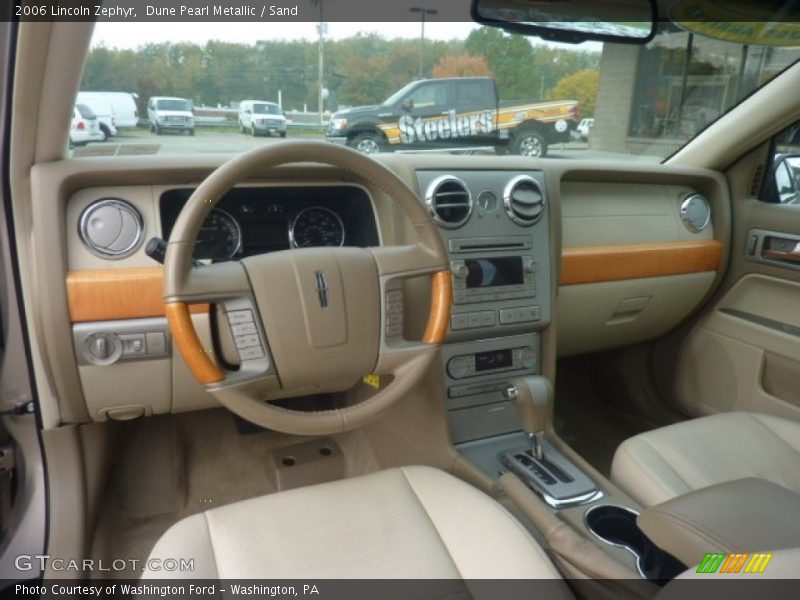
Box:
91 22 481 48
91 21 600 50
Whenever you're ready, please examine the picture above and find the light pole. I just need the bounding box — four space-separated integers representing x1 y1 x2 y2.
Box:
410 6 438 79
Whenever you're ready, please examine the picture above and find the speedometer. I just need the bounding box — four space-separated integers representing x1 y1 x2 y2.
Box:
289 206 345 248
193 208 241 260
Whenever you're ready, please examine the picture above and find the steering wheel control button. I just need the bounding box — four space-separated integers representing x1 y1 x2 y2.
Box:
384 289 404 338
239 346 265 361
226 309 255 325
234 334 262 349
231 322 258 336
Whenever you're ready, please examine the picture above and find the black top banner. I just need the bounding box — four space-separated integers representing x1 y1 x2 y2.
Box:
8 0 800 23
9 0 474 22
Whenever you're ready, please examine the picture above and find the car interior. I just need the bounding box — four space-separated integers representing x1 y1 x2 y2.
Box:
2 0 800 597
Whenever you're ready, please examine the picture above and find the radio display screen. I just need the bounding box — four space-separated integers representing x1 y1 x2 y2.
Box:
475 349 513 372
465 257 523 289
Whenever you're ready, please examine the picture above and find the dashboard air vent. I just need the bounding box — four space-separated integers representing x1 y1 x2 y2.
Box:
425 176 473 229
79 198 144 258
504 175 546 226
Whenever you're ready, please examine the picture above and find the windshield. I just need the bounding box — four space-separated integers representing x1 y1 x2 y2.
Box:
156 99 191 112
73 21 800 161
383 82 420 107
253 103 281 115
76 104 96 119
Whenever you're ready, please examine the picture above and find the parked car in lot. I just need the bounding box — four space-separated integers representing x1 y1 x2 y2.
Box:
147 96 195 135
575 117 594 141
69 104 104 147
77 91 139 130
238 100 287 137
327 76 579 156
74 93 116 141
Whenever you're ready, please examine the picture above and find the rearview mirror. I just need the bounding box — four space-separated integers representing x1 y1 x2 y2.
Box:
401 99 415 112
471 0 656 45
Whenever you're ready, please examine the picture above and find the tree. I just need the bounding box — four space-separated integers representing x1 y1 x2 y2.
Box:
432 54 491 78
549 68 600 116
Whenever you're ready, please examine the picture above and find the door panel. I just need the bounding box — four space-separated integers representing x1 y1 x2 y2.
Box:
675 275 800 420
674 130 800 420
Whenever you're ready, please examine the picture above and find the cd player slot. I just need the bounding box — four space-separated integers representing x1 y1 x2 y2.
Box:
449 236 532 254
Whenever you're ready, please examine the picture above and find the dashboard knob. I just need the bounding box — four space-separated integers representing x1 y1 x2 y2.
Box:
519 347 537 370
523 259 538 274
447 356 470 379
451 260 469 279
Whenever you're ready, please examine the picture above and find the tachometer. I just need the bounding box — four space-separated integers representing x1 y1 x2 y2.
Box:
193 208 241 260
289 206 345 248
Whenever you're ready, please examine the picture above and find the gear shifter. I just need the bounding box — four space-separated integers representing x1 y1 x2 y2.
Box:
500 375 602 508
503 375 552 459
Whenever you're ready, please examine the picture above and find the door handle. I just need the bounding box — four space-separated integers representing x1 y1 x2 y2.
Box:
763 248 800 263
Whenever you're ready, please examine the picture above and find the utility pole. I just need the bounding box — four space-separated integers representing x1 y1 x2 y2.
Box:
410 6 438 79
317 2 326 130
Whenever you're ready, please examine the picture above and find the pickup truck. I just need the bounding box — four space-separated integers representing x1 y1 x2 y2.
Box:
326 77 580 157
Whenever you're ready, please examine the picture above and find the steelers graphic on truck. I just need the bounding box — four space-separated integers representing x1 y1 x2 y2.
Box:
326 77 580 157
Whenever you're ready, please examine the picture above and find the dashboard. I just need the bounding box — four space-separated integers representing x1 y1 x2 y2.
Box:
50 154 726 427
159 185 380 261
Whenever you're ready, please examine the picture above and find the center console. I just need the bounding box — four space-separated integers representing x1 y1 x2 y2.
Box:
415 169 552 445
418 169 680 586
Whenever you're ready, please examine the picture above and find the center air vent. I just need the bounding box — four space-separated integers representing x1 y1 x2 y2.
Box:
425 176 473 229
504 175 546 226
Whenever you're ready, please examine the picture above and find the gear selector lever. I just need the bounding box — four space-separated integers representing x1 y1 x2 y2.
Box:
500 376 602 508
503 376 552 459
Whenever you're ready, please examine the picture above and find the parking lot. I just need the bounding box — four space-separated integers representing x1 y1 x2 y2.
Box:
71 127 658 162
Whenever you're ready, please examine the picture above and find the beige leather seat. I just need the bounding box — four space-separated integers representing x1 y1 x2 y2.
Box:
144 466 564 579
612 412 800 507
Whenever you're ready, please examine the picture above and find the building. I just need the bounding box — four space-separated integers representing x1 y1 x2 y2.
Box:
591 26 799 158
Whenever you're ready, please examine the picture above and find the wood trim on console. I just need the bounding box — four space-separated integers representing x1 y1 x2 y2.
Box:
66 268 209 322
560 240 723 286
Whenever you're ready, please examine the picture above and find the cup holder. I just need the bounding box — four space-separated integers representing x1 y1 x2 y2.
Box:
585 505 685 583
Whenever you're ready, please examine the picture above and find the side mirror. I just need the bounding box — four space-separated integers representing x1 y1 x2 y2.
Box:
401 99 414 112
775 154 800 205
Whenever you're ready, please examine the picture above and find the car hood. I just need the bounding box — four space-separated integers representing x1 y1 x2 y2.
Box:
154 110 193 118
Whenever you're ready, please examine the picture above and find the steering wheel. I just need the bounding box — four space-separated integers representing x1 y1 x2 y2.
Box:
163 141 451 435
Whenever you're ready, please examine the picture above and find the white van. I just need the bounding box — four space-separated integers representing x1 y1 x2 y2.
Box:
147 96 195 135
239 100 287 137
77 91 139 130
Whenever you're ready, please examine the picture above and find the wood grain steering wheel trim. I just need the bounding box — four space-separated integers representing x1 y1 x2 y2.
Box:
165 301 224 384
422 270 452 344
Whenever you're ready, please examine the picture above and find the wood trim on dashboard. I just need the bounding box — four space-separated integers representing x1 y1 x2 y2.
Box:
560 240 723 286
66 268 209 322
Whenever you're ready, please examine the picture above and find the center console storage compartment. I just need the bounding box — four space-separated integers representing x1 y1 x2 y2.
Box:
585 505 685 582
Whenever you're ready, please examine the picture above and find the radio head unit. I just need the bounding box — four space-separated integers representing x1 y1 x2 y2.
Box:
451 255 537 304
